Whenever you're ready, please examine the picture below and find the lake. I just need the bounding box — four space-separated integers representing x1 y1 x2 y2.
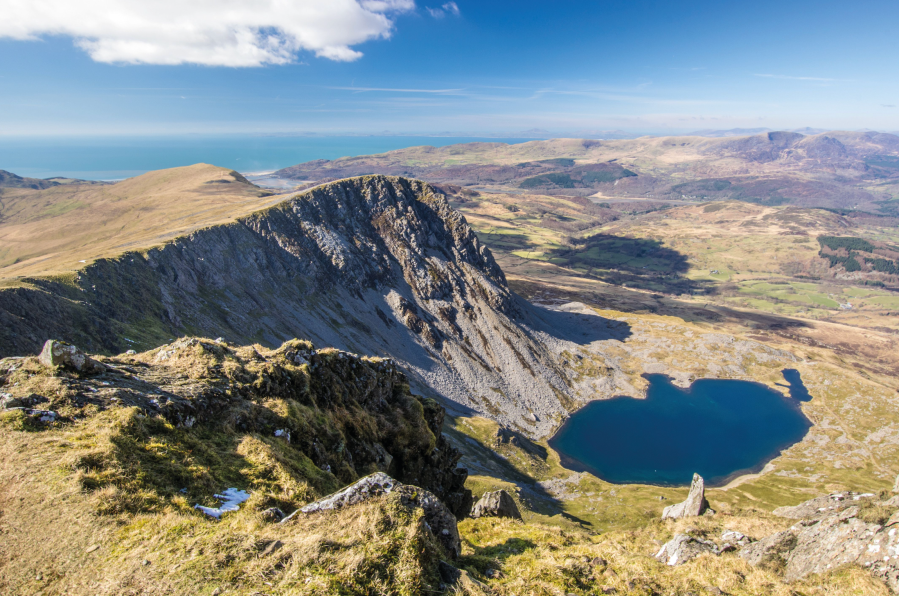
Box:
548 372 812 487
0 135 532 181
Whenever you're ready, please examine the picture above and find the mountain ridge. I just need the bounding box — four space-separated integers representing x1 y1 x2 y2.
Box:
0 174 630 437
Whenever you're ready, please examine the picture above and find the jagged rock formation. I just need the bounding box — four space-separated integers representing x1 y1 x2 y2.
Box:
0 176 619 435
661 473 712 519
470 489 522 520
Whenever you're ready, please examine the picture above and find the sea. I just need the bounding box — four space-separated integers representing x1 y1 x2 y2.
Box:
0 135 533 181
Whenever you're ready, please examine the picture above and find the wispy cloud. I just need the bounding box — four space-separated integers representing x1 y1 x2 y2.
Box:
331 86 464 94
427 2 460 18
884 104 896 108
754 73 838 82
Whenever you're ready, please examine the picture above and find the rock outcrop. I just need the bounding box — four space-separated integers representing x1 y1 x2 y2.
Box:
284 472 461 559
741 491 899 592
655 533 720 566
439 561 489 591
662 473 712 519
285 472 401 518
0 176 619 436
470 489 522 520
771 490 875 519
738 530 798 567
1 337 472 518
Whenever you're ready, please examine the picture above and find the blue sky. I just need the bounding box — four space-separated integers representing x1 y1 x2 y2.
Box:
1 0 897 135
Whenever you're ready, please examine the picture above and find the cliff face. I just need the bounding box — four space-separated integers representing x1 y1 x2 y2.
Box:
0 176 613 436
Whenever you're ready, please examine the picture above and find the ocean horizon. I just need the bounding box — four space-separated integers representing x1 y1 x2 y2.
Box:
0 135 534 181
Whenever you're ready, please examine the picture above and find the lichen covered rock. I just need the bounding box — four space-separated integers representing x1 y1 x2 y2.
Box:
655 533 720 566
39 339 104 373
741 491 899 592
284 472 462 559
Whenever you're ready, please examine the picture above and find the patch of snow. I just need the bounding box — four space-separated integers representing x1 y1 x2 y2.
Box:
194 488 250 519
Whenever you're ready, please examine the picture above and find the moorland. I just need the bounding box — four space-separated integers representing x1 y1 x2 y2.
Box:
2 130 899 595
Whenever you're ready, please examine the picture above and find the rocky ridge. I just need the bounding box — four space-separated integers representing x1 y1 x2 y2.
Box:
0 175 625 436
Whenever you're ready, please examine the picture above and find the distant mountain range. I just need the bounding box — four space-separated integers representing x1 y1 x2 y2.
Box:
272 130 899 213
406 127 895 140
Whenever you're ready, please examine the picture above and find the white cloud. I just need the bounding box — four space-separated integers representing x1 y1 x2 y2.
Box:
427 2 460 18
0 0 415 67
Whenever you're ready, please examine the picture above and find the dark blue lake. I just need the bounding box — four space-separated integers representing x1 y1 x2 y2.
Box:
549 372 812 486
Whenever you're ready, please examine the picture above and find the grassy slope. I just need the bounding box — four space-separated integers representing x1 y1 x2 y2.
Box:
454 192 899 336
0 164 281 282
0 338 462 595
0 342 888 596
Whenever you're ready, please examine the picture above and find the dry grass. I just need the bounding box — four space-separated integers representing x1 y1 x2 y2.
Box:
0 164 284 281
456 516 890 595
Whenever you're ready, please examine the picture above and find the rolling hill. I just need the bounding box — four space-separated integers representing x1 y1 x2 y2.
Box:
272 131 899 213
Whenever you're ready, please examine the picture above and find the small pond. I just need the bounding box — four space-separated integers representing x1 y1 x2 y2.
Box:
548 371 812 486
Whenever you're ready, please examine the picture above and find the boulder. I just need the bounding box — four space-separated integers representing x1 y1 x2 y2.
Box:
0 392 23 409
281 472 461 559
471 489 522 520
720 529 753 548
662 473 712 520
260 507 285 523
655 533 720 566
38 340 104 373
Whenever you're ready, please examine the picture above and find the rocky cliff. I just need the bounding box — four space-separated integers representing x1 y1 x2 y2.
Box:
0 176 619 436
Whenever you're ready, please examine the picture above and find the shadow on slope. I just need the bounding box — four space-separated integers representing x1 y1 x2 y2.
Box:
542 234 715 296
511 277 811 333
523 299 632 345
